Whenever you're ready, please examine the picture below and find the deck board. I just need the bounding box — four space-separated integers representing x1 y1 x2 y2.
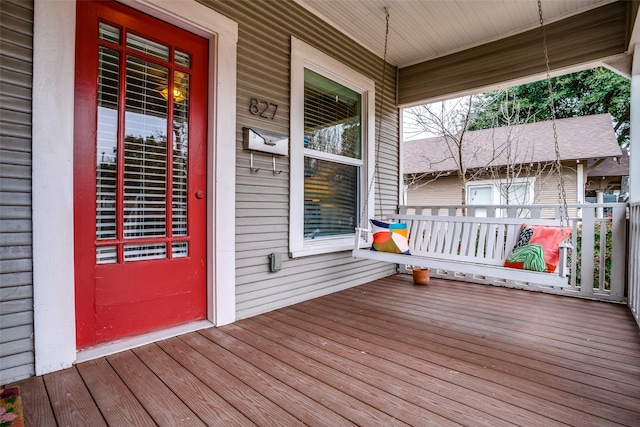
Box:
19 376 56 427
43 366 107 426
9 275 640 426
132 343 255 425
179 332 352 426
158 337 302 426
107 349 207 426
200 326 403 426
307 280 640 424
289 287 638 424
76 358 156 426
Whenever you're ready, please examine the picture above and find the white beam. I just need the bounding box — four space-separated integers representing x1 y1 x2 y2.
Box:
631 45 640 203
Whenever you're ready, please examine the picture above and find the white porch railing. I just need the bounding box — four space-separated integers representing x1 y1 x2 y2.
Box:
628 203 640 329
398 203 629 303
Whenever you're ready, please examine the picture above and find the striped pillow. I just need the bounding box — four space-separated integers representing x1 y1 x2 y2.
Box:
504 225 571 273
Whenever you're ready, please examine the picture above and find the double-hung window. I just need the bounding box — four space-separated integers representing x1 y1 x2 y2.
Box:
290 37 375 257
466 177 535 217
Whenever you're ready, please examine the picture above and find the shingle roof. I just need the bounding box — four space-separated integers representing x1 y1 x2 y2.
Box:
587 148 630 178
404 114 622 174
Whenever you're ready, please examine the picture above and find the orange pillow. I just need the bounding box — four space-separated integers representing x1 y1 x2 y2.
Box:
504 225 571 273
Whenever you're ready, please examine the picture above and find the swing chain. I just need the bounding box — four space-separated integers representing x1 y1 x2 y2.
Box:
537 0 570 234
360 6 389 228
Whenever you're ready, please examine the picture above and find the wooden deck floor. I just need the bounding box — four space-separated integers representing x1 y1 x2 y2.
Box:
13 275 640 426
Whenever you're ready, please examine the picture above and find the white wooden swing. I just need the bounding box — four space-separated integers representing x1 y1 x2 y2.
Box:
352 1 573 288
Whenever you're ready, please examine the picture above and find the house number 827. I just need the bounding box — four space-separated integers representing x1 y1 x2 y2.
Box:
249 98 278 120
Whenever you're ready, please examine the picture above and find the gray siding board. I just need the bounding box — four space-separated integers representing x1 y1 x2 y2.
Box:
1 109 31 127
0 244 31 260
0 0 33 385
0 149 31 166
0 271 31 288
0 96 31 116
0 0 32 21
235 268 392 319
0 338 32 358
0 82 31 102
0 205 31 220
0 122 30 140
0 37 32 62
0 233 30 247
2 350 33 369
0 178 31 193
0 55 32 77
0 344 33 386
0 364 33 386
0 310 32 329
0 272 31 288
1 324 32 344
0 219 31 233
204 1 399 318
236 231 288 244
236 257 383 293
0 298 32 315
0 136 30 153
0 194 31 208
0 285 31 302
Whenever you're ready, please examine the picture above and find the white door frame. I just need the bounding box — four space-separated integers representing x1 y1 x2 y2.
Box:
32 0 237 375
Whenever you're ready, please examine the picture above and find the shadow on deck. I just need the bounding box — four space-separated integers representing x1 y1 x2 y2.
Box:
12 275 640 426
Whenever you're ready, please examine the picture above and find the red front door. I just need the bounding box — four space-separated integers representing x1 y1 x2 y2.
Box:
74 1 209 348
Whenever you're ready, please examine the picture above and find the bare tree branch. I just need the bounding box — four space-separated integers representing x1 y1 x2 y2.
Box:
404 92 558 209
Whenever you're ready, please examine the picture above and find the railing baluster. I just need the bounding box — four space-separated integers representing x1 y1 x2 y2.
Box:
397 202 630 303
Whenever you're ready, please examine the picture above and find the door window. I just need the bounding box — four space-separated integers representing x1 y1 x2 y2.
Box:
95 25 192 263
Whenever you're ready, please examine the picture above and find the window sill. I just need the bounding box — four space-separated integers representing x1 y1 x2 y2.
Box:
290 235 357 258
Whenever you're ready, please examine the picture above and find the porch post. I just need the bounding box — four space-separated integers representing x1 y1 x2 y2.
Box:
631 45 640 203
595 189 604 218
32 0 78 375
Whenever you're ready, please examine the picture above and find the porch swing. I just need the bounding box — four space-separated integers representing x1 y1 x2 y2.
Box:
352 1 573 288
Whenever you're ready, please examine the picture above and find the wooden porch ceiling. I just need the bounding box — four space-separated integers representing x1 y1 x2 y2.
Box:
14 275 640 426
296 0 638 105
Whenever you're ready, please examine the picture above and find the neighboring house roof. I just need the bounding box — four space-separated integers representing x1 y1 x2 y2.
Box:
587 148 630 178
404 114 622 174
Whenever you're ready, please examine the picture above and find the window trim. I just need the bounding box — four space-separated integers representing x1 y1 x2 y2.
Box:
465 177 536 206
498 177 535 205
289 37 375 257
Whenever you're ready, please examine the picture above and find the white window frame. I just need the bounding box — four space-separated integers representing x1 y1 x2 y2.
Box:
466 177 535 217
466 183 497 205
498 177 535 205
466 178 535 205
289 37 375 257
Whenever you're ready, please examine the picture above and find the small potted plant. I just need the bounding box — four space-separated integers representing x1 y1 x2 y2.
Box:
412 267 430 285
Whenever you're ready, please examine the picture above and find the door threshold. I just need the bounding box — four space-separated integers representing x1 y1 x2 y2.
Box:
76 319 214 363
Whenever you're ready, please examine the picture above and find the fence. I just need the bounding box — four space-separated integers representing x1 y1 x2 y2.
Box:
398 203 629 302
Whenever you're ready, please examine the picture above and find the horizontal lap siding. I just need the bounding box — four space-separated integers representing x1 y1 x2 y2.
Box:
0 0 34 385
406 166 578 216
206 0 399 319
407 175 463 206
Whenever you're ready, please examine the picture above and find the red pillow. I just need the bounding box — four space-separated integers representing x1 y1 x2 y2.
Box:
504 225 571 273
